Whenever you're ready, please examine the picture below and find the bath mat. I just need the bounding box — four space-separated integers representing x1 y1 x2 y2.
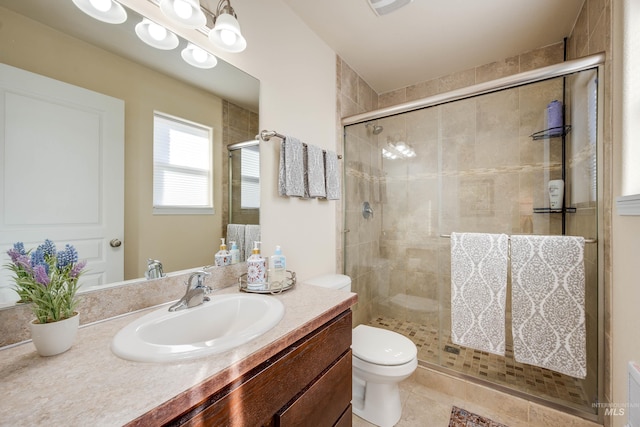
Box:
448 406 509 427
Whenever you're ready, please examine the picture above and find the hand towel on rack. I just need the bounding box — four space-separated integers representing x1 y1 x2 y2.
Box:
324 150 341 200
450 232 508 356
226 224 246 262
244 224 261 261
306 144 326 198
278 137 305 197
510 235 586 379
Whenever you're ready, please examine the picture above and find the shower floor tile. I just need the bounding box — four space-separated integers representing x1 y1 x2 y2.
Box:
368 316 591 410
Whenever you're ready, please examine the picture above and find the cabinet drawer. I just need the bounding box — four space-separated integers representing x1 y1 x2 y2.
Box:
276 350 352 426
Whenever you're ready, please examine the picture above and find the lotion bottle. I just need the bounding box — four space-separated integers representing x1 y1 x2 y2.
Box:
246 241 266 290
229 241 240 265
214 238 231 267
548 179 565 210
269 246 287 289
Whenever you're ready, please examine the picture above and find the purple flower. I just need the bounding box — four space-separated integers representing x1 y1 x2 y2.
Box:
7 242 26 262
15 254 32 271
33 264 50 286
70 260 87 278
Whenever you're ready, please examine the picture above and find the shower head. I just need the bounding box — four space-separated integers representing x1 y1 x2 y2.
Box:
365 122 384 135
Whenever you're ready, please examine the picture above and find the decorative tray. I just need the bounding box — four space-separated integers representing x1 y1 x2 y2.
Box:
238 270 296 294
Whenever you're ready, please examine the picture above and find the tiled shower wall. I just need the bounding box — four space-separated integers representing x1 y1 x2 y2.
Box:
337 42 567 326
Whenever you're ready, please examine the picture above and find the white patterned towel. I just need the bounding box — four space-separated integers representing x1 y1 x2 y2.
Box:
324 150 341 200
244 224 261 261
278 137 305 197
450 232 509 356
306 144 326 198
226 224 246 262
510 235 586 379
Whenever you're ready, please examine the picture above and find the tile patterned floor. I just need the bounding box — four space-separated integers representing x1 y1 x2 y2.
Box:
368 316 591 410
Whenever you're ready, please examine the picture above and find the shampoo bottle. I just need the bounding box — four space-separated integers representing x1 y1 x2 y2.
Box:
246 241 266 290
229 241 240 265
214 238 231 267
269 246 287 289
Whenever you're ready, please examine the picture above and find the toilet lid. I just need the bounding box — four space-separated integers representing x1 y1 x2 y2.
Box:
352 325 417 366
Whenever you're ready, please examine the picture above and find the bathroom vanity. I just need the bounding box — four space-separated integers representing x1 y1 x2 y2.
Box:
0 284 356 426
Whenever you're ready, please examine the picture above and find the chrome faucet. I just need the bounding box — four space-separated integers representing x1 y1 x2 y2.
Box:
168 271 212 312
145 259 165 280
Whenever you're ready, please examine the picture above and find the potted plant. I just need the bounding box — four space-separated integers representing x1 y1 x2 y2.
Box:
5 239 87 356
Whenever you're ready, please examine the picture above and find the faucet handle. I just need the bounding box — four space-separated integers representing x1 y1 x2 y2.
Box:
145 259 165 279
187 270 211 289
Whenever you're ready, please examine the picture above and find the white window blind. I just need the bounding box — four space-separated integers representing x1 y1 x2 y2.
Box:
240 145 260 209
153 112 213 214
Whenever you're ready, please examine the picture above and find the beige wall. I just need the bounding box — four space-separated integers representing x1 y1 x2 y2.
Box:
0 6 225 279
611 1 640 427
210 1 338 280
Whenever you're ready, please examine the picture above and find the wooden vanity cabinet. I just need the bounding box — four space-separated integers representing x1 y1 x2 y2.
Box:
167 310 352 427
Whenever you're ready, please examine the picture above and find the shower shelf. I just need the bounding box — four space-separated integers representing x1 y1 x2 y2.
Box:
530 125 572 140
533 207 577 214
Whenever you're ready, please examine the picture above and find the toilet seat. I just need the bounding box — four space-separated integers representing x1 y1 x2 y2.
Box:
352 325 417 366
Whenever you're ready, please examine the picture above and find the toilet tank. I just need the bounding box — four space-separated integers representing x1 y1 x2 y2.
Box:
304 274 352 292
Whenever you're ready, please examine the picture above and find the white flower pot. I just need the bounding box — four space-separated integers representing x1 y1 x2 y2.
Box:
30 313 80 356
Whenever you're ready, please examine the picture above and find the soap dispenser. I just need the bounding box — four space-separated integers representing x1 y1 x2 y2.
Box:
229 241 240 265
246 241 266 290
269 246 287 288
214 238 231 267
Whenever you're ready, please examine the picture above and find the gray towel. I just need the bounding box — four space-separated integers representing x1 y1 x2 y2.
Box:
226 224 246 262
450 232 508 356
510 235 586 378
244 224 261 261
324 150 341 200
306 144 326 198
278 137 305 197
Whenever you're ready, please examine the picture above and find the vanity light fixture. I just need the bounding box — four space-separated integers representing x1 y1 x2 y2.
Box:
71 0 127 24
182 43 218 69
160 0 207 29
207 0 247 53
135 18 180 50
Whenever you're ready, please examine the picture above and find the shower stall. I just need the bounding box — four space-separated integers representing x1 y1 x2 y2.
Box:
342 54 603 419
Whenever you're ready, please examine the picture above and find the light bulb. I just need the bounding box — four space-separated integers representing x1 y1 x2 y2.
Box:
148 22 167 41
173 0 193 20
192 47 208 63
89 0 112 12
220 29 237 46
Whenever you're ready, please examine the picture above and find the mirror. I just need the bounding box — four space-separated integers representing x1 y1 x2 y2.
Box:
0 0 260 305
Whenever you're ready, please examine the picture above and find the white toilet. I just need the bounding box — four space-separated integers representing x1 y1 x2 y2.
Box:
304 274 418 427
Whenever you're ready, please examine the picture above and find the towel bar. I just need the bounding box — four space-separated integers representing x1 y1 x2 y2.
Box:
439 234 597 244
256 129 343 159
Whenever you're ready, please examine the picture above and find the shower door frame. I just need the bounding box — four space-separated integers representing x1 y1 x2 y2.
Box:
341 52 606 423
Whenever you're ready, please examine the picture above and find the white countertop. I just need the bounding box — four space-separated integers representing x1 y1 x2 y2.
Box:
0 284 356 426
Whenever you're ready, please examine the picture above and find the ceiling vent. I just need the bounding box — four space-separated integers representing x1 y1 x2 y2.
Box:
367 0 414 16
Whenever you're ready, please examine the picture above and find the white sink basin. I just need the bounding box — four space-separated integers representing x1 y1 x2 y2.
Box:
111 293 285 362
